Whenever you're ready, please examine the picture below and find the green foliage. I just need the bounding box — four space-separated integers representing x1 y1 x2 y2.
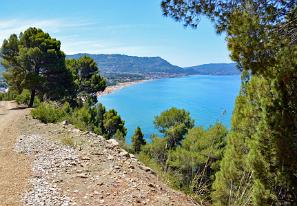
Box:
15 89 40 106
114 129 126 146
131 127 146 153
154 107 194 148
16 89 31 105
162 1 297 205
93 103 106 135
0 90 17 101
141 115 227 202
168 124 227 200
31 101 66 123
142 135 168 166
69 104 94 131
103 109 127 139
66 56 106 102
60 135 75 147
1 27 75 107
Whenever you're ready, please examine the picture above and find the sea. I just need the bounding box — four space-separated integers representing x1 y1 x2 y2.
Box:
98 75 241 143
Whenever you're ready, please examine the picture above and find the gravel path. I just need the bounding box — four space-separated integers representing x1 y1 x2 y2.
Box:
15 135 76 206
0 101 31 206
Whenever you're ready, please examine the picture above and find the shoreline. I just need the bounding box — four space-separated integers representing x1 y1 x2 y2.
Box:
97 73 240 98
97 79 149 97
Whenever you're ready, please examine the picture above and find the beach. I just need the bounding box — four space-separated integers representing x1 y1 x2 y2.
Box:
97 80 148 97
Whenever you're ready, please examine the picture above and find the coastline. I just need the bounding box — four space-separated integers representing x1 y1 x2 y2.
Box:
97 73 240 98
97 79 148 97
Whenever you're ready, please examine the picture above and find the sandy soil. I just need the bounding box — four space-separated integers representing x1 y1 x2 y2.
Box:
0 101 31 206
97 80 148 97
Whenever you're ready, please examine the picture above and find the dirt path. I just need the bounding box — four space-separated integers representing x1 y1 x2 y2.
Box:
0 101 31 206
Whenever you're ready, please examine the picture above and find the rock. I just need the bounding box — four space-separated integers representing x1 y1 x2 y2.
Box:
72 128 80 133
76 173 88 178
148 183 155 188
114 165 121 170
129 154 136 159
119 151 129 157
91 152 103 156
139 165 155 174
107 155 114 160
80 156 91 161
61 120 69 125
106 139 119 147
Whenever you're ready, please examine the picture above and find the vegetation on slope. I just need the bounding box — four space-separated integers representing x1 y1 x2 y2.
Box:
162 0 297 205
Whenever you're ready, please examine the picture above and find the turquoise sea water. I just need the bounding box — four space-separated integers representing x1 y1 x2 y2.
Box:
99 75 241 143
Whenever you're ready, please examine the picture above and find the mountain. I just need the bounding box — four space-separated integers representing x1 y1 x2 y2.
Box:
67 54 240 76
184 63 240 75
67 54 185 74
0 54 240 86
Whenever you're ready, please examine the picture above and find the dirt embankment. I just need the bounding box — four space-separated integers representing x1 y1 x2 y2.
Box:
0 101 198 206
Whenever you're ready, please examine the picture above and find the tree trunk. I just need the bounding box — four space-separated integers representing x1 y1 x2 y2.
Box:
28 89 36 107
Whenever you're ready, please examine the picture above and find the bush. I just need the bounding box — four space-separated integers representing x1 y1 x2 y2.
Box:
60 135 75 147
0 90 17 101
15 89 30 105
68 105 93 131
141 135 168 166
31 101 66 123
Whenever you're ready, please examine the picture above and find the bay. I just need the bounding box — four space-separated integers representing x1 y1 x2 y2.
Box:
99 75 241 143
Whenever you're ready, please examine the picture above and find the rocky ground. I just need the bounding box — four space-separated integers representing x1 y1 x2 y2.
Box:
5 103 198 206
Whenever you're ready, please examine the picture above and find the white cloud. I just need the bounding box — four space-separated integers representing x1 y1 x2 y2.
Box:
0 18 96 42
61 38 151 56
0 18 162 60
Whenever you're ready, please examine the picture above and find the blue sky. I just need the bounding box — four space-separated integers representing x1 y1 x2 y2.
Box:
0 0 231 67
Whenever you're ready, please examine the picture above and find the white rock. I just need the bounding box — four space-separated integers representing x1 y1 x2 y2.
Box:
107 139 119 147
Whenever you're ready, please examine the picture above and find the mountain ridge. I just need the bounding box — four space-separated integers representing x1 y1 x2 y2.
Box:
185 63 240 75
67 53 185 74
0 54 240 84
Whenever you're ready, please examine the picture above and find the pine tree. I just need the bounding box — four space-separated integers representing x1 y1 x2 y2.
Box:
168 124 227 198
131 127 146 153
154 107 194 148
161 1 297 205
1 27 75 107
94 103 106 135
103 109 127 140
66 56 106 103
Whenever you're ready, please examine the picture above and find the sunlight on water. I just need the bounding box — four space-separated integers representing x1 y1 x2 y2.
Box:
99 75 241 143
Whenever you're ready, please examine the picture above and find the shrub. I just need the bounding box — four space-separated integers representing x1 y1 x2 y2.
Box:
68 105 93 131
0 90 17 101
60 135 75 147
15 89 30 105
131 127 146 153
31 101 66 123
141 135 168 166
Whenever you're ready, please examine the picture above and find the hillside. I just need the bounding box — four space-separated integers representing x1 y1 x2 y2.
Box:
0 55 240 86
67 54 185 74
185 63 240 75
0 101 197 205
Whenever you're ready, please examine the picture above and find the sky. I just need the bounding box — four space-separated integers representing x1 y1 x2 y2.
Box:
0 0 232 67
